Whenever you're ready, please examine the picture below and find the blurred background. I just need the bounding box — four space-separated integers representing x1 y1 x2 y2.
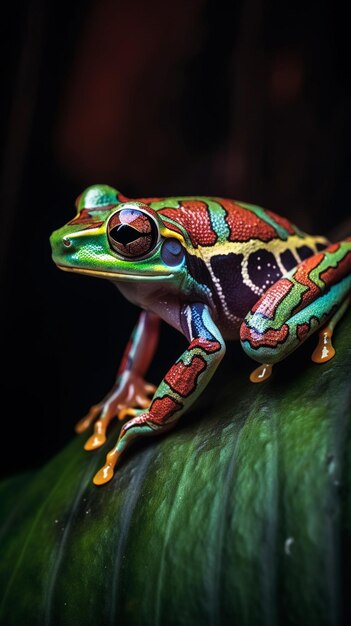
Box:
1 0 350 476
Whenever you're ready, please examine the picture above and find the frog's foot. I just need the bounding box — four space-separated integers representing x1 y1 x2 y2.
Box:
311 296 350 364
311 327 335 363
75 404 103 434
93 449 122 485
250 363 273 383
92 417 142 485
92 411 162 485
83 375 156 451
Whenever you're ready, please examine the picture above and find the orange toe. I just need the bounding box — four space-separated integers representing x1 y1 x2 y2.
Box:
118 407 137 421
75 417 93 434
311 328 335 363
250 363 273 383
84 432 106 451
93 464 114 485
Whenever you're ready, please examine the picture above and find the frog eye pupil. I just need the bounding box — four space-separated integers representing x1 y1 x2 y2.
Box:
107 207 159 258
109 224 142 245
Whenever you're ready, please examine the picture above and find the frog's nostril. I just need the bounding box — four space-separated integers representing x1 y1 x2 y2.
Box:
63 237 72 248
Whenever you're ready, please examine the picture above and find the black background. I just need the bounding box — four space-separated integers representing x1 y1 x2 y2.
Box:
1 0 351 477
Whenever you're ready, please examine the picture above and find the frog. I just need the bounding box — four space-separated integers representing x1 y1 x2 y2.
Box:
50 184 351 485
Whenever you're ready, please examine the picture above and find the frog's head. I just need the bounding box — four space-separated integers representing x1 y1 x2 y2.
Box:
50 185 187 287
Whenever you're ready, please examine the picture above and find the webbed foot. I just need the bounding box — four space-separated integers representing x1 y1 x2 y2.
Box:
92 411 153 485
75 374 156 451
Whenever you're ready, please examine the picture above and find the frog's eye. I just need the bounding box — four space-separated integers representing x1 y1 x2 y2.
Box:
107 208 159 259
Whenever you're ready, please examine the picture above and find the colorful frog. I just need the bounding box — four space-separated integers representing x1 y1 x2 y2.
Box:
50 184 351 485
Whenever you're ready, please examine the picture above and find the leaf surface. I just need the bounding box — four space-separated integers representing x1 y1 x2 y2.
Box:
1 314 351 626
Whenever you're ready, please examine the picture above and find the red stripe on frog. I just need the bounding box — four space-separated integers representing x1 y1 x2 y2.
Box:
148 396 182 425
165 355 206 398
68 206 116 227
266 210 296 235
160 201 217 247
251 278 293 319
296 322 311 341
240 323 289 349
220 199 279 242
188 338 222 354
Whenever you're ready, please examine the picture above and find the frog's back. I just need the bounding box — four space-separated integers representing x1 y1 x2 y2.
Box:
134 194 329 337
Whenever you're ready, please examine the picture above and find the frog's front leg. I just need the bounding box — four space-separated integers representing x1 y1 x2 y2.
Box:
93 303 226 485
75 311 159 450
240 240 351 381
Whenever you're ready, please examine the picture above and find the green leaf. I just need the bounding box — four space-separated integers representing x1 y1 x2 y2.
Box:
1 313 351 626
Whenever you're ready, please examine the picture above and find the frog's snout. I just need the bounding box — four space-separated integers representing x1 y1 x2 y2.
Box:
50 228 75 267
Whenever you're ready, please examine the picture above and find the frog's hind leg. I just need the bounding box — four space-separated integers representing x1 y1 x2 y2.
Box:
249 295 349 381
240 240 351 382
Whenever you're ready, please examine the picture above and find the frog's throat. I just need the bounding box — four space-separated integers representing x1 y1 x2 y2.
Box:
56 265 174 281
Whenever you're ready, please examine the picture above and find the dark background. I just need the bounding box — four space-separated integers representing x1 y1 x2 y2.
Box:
1 0 350 477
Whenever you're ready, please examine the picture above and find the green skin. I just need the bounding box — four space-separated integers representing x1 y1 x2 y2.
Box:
50 184 351 485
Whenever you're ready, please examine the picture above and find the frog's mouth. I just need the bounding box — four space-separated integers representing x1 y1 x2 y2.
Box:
56 264 174 281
